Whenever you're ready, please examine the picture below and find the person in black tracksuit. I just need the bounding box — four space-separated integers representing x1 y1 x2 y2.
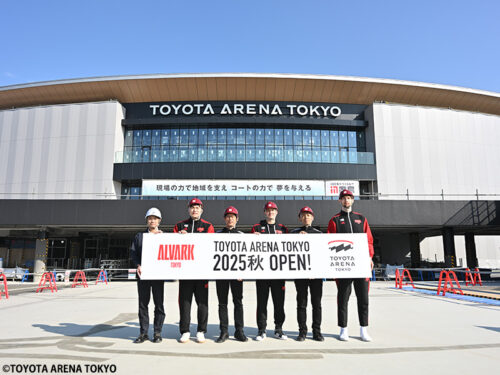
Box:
251 201 289 341
327 189 374 342
291 206 324 342
174 198 214 343
130 207 165 344
215 206 248 343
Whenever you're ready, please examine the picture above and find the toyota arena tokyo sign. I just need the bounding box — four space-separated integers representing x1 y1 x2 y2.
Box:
149 103 342 117
140 233 371 280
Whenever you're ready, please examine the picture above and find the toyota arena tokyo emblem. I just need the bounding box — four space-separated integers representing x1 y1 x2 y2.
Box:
328 240 354 253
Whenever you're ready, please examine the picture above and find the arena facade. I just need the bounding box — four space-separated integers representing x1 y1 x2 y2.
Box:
0 73 499 277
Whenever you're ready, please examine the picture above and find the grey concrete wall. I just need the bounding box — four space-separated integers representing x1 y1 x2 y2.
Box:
373 103 500 200
0 101 125 199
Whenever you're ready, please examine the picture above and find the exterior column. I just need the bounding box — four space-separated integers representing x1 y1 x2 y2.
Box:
442 228 456 268
410 233 421 268
464 233 478 268
34 231 48 283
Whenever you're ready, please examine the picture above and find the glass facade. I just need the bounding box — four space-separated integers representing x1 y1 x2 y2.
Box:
121 127 372 164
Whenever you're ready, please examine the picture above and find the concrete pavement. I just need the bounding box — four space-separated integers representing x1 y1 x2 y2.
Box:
0 280 499 375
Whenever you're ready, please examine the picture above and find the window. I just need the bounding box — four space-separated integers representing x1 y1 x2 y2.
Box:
312 130 321 147
246 147 256 161
198 147 207 161
284 129 293 145
275 129 284 145
189 129 198 145
188 147 197 161
321 130 330 147
312 147 321 162
122 126 371 165
152 130 161 146
133 130 142 147
265 129 274 145
208 146 217 161
339 131 348 147
330 131 338 147
171 129 180 145
227 128 236 144
348 131 357 147
217 147 226 161
198 128 208 145
284 146 294 162
246 129 255 144
294 129 303 145
142 130 152 146
217 128 226 144
256 129 265 145
236 148 245 161
208 129 217 144
125 131 134 147
303 130 312 146
227 146 236 161
265 147 275 162
161 129 170 145
236 129 245 144
256 148 265 161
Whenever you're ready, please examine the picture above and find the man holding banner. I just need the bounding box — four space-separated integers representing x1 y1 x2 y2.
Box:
291 206 324 342
130 207 165 344
327 189 374 342
215 206 248 343
251 201 289 341
174 198 215 343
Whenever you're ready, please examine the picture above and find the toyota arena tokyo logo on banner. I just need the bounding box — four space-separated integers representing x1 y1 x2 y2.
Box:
328 240 354 253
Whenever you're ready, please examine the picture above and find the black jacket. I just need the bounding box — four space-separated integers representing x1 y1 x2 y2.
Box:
327 210 374 257
251 220 289 234
291 226 322 234
130 229 148 267
217 227 244 234
173 217 215 233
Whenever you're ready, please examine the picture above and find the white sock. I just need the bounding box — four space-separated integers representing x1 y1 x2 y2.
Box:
360 326 372 341
339 327 349 341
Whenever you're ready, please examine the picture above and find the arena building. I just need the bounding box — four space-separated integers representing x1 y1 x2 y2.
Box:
0 73 499 277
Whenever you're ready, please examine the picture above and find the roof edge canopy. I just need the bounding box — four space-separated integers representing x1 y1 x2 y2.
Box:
1 73 499 115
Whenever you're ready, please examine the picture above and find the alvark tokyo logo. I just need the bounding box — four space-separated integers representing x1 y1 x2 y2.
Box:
157 244 195 261
328 240 354 253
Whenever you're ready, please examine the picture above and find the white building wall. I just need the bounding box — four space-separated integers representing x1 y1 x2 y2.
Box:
0 101 124 199
420 235 500 269
373 103 500 200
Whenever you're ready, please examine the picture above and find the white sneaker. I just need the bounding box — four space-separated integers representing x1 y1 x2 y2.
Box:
360 327 372 342
179 332 190 343
274 330 288 340
196 331 206 343
339 327 349 341
255 331 266 341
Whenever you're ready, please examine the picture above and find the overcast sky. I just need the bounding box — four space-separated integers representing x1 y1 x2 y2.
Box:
1 0 499 92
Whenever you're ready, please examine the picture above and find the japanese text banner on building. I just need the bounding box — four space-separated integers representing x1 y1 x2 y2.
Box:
142 179 325 196
140 233 371 280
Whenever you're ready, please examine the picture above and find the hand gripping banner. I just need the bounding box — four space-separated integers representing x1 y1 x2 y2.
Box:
140 233 371 280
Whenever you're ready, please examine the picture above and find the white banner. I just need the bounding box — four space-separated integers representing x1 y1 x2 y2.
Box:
140 233 371 280
325 180 360 197
142 179 326 196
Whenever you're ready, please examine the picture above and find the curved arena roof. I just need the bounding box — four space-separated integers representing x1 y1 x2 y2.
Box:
0 73 499 115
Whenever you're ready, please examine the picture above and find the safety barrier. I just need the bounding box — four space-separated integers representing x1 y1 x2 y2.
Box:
395 268 415 289
437 270 463 296
21 269 30 283
36 272 58 293
465 268 483 286
71 270 89 288
96 269 108 285
0 273 8 299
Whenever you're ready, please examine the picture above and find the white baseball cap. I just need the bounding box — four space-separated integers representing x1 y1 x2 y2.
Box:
145 207 162 219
